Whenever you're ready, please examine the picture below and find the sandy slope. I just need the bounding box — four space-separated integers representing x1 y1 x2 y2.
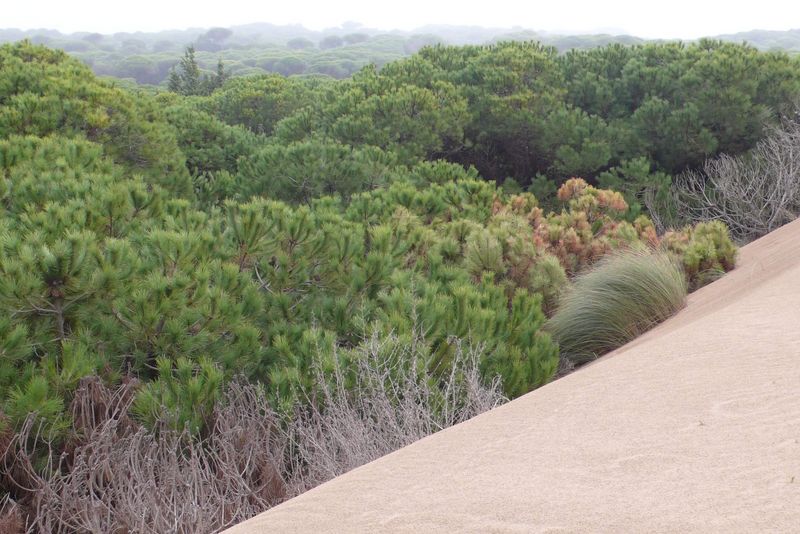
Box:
226 219 800 533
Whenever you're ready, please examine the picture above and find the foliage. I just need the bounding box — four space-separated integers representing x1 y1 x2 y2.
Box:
560 41 799 172
3 332 503 532
272 66 469 164
160 98 262 180
238 140 396 202
530 178 657 274
9 23 800 87
205 74 322 135
546 249 688 364
132 356 224 434
673 115 800 242
168 46 228 96
0 42 191 195
661 221 738 290
1 138 686 434
200 39 800 195
0 40 753 530
597 157 673 222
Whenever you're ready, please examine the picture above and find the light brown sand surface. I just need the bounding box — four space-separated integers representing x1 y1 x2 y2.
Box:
226 220 800 533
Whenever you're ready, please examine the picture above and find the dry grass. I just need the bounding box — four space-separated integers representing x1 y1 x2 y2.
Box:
283 333 506 493
675 115 800 242
5 380 286 533
1 332 505 533
547 249 687 365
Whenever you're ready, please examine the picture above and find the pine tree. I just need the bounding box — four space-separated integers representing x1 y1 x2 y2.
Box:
167 67 182 93
210 58 228 92
168 45 202 96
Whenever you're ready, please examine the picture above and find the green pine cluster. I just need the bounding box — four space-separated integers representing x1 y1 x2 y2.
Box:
0 37 761 453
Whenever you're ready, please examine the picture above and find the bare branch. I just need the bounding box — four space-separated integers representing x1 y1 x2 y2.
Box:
2 330 505 533
673 114 800 242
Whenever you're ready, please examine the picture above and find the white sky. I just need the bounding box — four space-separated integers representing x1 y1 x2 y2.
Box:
4 0 800 39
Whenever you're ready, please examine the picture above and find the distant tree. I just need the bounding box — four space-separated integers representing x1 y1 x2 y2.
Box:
119 56 159 84
197 27 233 52
274 56 307 76
168 46 227 96
205 27 233 43
311 61 348 78
167 70 181 91
152 39 176 53
29 34 52 45
343 33 369 45
61 41 92 53
82 33 104 44
319 35 344 50
287 37 315 50
404 34 443 54
215 59 228 84
120 38 147 54
169 45 201 95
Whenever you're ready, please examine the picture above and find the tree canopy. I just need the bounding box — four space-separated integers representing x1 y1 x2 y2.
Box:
0 37 781 529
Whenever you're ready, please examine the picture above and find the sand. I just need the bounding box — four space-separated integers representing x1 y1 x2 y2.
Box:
226 219 800 533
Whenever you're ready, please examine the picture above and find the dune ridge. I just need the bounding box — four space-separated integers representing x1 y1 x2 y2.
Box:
226 219 800 533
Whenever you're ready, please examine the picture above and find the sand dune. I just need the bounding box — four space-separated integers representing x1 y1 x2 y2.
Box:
226 219 800 533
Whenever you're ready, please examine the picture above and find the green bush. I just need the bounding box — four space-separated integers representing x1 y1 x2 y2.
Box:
0 42 191 196
662 220 738 290
132 356 223 434
547 249 687 364
528 254 568 315
0 41 750 475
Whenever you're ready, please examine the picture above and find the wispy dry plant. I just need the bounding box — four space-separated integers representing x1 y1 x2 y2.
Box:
5 379 287 533
282 332 506 493
0 495 24 534
2 331 505 533
675 114 800 242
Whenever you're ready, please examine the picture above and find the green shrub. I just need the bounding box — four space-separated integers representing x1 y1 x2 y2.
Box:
528 254 568 315
464 228 505 278
0 42 191 196
662 220 738 290
546 249 687 364
132 356 224 434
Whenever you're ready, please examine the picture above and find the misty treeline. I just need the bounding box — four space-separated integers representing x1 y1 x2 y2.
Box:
0 37 796 530
0 24 446 83
4 24 800 85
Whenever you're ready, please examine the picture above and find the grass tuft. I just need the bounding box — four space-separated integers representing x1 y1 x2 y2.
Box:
547 249 687 364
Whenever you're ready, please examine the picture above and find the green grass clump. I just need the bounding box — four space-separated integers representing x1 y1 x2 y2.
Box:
547 249 687 364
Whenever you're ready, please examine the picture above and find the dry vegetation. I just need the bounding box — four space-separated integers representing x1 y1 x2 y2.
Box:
675 115 800 242
546 249 688 364
284 333 504 491
0 333 504 533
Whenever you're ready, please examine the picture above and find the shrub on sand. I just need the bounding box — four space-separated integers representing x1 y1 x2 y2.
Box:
546 249 687 364
2 332 504 532
662 220 738 290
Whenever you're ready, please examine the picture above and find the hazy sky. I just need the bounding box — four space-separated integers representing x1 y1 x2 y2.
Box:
5 0 800 38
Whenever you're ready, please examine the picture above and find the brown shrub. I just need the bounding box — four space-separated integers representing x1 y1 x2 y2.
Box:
2 333 504 533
